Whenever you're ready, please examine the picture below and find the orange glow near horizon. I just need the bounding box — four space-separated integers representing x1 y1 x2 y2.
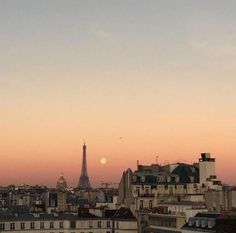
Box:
1 1 236 187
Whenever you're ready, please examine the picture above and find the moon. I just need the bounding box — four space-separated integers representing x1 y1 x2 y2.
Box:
100 158 107 165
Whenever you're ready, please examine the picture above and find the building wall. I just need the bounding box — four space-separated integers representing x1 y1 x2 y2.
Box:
0 219 137 233
205 189 236 211
199 161 215 185
57 191 67 212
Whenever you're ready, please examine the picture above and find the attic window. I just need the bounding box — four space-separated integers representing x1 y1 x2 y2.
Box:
158 176 164 182
191 167 195 173
208 220 215 228
189 176 194 183
141 176 145 182
175 176 180 183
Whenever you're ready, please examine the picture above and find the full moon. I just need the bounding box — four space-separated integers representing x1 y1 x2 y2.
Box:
100 158 107 165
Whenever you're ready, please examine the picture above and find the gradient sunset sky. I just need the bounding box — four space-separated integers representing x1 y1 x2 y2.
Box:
1 0 236 187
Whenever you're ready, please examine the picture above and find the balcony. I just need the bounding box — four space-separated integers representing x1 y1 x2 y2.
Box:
138 193 155 198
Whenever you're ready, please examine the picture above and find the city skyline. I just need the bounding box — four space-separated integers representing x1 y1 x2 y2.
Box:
0 143 230 188
1 1 236 186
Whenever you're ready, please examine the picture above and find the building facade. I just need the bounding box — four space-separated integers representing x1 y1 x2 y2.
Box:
0 208 137 233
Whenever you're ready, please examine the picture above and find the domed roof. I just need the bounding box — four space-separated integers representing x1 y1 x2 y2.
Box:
56 172 68 190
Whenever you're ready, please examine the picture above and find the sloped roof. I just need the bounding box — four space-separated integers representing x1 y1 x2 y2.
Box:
112 207 136 220
172 164 199 183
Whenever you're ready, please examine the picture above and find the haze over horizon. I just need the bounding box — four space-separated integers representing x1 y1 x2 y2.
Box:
1 0 236 187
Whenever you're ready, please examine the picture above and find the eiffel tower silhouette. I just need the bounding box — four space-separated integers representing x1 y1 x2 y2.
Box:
78 143 92 190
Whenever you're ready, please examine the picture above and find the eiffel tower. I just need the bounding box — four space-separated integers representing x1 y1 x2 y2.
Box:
78 143 92 190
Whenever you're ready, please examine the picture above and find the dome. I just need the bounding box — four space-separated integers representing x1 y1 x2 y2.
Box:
56 172 68 190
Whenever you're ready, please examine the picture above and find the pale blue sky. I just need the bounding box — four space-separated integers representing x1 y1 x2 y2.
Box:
0 1 236 185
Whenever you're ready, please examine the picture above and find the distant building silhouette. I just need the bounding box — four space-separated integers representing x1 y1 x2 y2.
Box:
77 143 92 190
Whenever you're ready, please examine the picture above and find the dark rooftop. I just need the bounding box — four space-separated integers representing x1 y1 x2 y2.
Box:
145 227 181 233
112 207 136 220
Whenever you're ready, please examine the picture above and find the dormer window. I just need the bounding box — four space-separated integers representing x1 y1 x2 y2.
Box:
133 176 137 182
196 220 200 227
201 220 207 228
141 176 145 182
158 176 164 182
208 220 215 228
189 176 194 183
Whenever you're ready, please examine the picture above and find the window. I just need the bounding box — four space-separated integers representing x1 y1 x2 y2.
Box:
10 223 15 230
21 222 25 229
176 176 180 183
40 222 45 229
50 221 54 229
0 223 5 230
59 221 64 228
167 176 171 182
136 187 140 196
158 176 164 182
98 221 102 228
71 221 76 229
139 200 144 209
149 200 153 209
145 187 149 195
107 221 111 228
141 176 145 182
31 222 35 229
189 176 194 183
89 220 93 228
116 221 119 229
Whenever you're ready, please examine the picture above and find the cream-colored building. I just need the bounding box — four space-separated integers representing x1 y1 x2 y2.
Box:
205 187 236 211
0 208 137 233
118 153 223 216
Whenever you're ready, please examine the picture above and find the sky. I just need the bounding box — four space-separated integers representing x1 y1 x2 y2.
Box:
0 0 236 187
